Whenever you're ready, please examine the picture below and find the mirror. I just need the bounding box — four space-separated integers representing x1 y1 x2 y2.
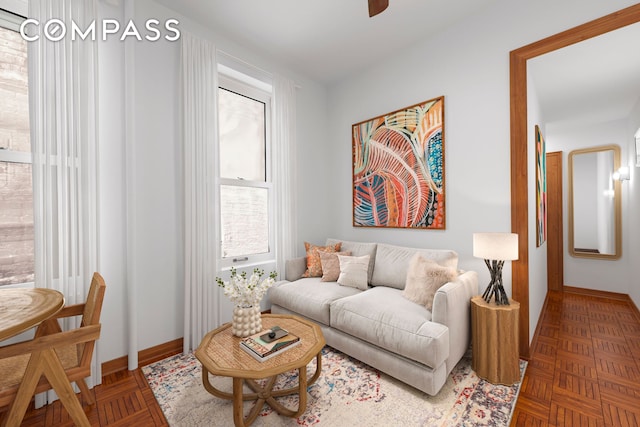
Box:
636 127 640 167
568 144 621 259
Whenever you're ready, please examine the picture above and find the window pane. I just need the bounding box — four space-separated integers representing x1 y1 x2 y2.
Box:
0 22 33 286
220 185 269 258
218 88 266 181
0 162 34 285
0 26 29 153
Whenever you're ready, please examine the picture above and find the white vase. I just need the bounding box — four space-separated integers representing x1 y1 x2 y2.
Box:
232 305 262 337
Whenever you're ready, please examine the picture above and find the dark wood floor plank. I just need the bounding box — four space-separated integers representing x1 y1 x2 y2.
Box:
560 321 591 340
555 358 598 379
531 336 559 362
601 397 640 427
591 322 626 340
511 406 550 427
549 402 605 427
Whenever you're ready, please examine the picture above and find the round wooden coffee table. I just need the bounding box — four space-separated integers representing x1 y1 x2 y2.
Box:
195 314 325 427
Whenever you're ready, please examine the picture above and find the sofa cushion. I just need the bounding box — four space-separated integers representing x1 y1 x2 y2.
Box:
326 238 377 284
337 255 370 290
319 250 351 282
371 243 458 289
403 253 459 310
285 257 307 281
330 286 449 368
269 278 361 325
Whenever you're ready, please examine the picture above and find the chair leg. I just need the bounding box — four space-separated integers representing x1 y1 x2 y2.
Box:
40 349 90 427
76 379 95 406
2 351 46 427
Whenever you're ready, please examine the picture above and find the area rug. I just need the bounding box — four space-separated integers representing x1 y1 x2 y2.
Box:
142 347 526 426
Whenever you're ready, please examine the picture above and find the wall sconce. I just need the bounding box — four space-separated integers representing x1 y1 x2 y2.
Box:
473 232 519 305
612 166 630 181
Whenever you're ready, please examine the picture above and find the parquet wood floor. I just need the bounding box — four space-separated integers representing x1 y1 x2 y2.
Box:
2 291 639 426
0 356 175 426
511 291 640 427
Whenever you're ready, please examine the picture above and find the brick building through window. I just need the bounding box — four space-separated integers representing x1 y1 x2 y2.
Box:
0 19 34 287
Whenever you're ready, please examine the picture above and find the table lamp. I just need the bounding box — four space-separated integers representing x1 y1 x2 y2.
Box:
473 232 519 305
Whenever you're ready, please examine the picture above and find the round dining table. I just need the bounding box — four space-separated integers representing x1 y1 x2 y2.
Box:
0 288 65 342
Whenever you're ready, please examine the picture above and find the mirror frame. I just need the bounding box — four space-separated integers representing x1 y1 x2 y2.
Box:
567 145 622 260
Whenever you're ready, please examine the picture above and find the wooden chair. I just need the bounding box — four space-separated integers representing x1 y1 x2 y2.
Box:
0 272 106 427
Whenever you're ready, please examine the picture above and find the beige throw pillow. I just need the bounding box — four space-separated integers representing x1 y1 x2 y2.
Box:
337 255 370 290
403 253 458 310
319 250 352 282
301 241 342 277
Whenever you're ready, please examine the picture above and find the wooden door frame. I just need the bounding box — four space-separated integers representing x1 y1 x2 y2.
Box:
510 3 640 359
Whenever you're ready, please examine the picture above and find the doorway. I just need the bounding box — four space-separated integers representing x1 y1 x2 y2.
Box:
509 3 640 359
546 151 563 292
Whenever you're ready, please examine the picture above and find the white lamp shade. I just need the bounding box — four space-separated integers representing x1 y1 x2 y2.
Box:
473 232 519 261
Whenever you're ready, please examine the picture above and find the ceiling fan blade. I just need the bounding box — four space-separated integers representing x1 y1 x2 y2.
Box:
368 0 389 17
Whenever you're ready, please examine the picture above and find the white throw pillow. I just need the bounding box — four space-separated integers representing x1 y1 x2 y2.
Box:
403 253 458 310
337 255 370 290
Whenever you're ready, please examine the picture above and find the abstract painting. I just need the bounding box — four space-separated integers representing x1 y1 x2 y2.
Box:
352 97 445 229
535 125 547 246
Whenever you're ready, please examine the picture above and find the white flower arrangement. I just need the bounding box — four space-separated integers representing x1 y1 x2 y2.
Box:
216 267 277 307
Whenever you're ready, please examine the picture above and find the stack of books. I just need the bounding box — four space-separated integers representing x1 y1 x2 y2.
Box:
240 327 301 362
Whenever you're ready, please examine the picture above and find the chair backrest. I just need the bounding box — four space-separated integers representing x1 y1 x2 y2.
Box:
82 272 106 327
78 272 106 367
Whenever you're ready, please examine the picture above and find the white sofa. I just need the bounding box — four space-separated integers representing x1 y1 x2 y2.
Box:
268 238 478 396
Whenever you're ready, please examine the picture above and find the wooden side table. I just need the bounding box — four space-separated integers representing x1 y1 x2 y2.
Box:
471 295 520 385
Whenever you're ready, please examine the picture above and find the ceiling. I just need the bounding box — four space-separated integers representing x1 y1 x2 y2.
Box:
529 22 640 129
155 0 500 85
158 1 640 127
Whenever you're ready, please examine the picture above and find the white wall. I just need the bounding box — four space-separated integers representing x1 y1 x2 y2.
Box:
626 99 640 307
124 0 330 353
0 0 26 17
546 119 629 294
527 71 547 342
325 0 639 341
96 0 129 364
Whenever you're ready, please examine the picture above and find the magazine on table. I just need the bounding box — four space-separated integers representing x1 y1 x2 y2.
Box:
240 326 301 362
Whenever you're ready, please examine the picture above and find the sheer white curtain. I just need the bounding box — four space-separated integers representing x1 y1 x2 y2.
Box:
27 0 100 392
182 32 220 352
272 75 298 279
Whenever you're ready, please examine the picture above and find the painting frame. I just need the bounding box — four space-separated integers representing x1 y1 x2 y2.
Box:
352 96 445 230
535 125 547 247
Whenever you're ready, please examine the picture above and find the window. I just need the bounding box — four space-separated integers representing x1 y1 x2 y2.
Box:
0 11 34 287
218 74 273 267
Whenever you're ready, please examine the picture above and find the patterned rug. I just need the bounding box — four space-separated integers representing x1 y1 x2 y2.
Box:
142 347 526 426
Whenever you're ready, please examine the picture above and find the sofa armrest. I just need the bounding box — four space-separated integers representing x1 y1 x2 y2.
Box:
285 257 307 281
432 270 478 374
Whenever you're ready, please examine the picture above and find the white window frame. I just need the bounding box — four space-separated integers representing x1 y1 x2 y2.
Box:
0 7 24 32
217 73 274 269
